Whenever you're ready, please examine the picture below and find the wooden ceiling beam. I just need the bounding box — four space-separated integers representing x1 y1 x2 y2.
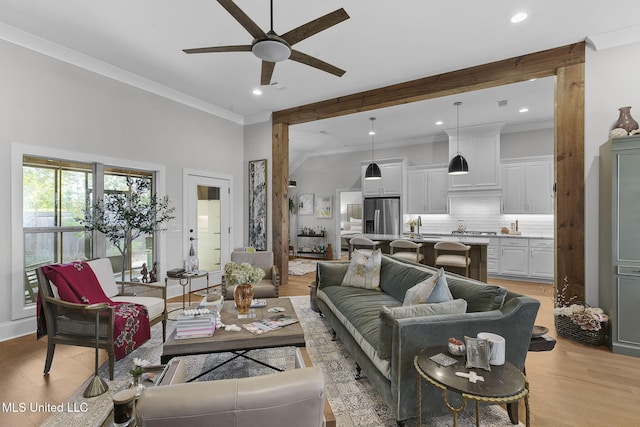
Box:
273 43 584 126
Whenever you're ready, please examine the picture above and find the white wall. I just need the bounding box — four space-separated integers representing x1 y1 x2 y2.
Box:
584 40 640 306
0 40 245 340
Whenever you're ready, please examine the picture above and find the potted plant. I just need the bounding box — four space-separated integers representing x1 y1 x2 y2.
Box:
78 177 175 281
224 261 265 314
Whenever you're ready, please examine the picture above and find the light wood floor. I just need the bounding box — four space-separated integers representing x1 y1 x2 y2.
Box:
2 267 639 426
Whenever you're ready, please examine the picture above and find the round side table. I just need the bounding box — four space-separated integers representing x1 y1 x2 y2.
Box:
414 346 530 427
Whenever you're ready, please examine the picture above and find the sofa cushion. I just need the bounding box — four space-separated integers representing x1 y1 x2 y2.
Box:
447 277 508 312
316 261 350 288
378 299 468 359
87 258 119 298
341 249 382 290
402 268 453 306
379 256 433 301
111 296 164 320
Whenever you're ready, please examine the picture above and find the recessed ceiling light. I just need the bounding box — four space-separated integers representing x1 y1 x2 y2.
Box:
529 78 538 82
435 121 443 125
368 130 376 135
519 107 529 113
511 12 528 23
252 88 263 95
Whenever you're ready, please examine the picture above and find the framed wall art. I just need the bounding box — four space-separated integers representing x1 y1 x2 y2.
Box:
248 159 267 250
315 196 332 219
298 193 314 216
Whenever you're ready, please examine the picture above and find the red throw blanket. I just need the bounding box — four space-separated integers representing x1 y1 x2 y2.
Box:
37 261 150 360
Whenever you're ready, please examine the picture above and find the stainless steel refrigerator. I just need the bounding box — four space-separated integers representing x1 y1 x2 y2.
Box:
363 197 401 235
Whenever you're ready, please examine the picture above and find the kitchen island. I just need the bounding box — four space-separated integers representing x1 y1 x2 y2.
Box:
351 233 489 282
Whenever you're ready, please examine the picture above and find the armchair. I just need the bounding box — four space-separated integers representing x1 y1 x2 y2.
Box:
36 258 167 380
221 251 280 300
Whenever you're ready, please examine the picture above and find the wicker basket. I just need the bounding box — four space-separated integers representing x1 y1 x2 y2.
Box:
554 314 606 346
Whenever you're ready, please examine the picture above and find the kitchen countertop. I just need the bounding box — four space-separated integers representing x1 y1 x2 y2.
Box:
356 233 490 245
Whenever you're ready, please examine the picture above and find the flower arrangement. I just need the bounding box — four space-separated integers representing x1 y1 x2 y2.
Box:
224 262 265 286
129 357 150 378
406 219 418 227
553 277 609 337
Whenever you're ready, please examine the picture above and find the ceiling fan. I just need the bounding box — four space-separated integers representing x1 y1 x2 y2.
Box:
183 0 350 85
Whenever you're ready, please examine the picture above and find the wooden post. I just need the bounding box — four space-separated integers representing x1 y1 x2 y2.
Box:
272 122 289 286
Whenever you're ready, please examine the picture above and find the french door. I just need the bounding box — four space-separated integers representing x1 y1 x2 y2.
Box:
185 172 230 288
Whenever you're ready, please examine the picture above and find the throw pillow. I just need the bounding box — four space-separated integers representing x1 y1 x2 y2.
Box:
341 249 382 290
447 277 508 312
402 268 453 306
377 299 468 359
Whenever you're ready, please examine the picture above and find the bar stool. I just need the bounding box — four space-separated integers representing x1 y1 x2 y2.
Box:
434 241 471 277
390 240 424 264
349 237 380 259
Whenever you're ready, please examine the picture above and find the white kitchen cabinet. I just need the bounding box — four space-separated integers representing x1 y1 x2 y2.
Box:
501 158 553 214
490 237 553 282
448 123 502 191
487 237 500 274
406 166 449 214
362 161 404 196
529 239 554 279
499 238 529 276
406 168 427 213
426 167 449 213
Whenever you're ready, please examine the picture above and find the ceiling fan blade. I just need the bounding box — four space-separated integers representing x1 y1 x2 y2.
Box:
281 8 349 46
217 0 266 39
289 50 345 77
183 45 252 54
261 61 276 85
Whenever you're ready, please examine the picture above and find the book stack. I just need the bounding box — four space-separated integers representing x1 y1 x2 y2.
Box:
175 312 216 339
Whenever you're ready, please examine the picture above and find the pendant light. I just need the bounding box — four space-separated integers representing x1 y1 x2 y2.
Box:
448 101 469 175
288 179 297 188
365 117 382 180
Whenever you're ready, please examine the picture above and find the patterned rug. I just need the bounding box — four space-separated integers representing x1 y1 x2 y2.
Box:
288 258 318 276
43 297 522 427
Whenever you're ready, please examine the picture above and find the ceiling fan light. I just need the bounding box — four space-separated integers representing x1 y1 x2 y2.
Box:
365 162 382 180
252 39 291 62
448 154 469 175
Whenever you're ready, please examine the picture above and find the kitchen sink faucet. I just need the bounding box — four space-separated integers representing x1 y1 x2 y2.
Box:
417 216 422 236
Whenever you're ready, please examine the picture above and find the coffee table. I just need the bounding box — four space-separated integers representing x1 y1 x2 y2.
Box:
161 297 305 378
414 346 529 427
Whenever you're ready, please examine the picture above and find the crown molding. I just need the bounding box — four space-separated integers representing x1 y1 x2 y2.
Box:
0 22 244 125
586 25 640 51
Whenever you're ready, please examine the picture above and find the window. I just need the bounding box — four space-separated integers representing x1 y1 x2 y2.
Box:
22 157 93 306
21 156 156 307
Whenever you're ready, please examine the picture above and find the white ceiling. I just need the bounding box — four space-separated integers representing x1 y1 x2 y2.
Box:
2 1 639 168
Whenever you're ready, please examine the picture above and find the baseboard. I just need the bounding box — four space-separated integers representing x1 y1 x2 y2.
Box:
0 316 36 342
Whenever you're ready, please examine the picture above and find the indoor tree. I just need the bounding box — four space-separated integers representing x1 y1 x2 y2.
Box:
78 177 175 281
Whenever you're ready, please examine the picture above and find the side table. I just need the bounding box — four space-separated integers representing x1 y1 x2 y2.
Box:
165 270 210 310
414 346 530 427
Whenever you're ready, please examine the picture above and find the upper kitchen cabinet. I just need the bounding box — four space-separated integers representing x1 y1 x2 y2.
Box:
361 159 405 197
501 156 554 214
406 166 448 214
447 123 503 191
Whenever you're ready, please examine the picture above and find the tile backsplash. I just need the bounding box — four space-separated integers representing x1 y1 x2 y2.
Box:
404 195 554 237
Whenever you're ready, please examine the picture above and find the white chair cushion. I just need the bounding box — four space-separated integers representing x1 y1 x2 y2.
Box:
111 296 165 320
392 252 424 262
436 254 470 268
87 258 119 298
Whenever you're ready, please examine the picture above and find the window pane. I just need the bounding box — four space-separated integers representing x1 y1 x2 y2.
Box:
23 166 56 227
61 170 91 227
197 185 221 272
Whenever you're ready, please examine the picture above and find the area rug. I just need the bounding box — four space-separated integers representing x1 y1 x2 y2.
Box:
288 258 318 276
44 297 522 427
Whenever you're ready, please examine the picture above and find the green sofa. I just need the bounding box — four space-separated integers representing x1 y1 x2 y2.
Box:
314 255 539 424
